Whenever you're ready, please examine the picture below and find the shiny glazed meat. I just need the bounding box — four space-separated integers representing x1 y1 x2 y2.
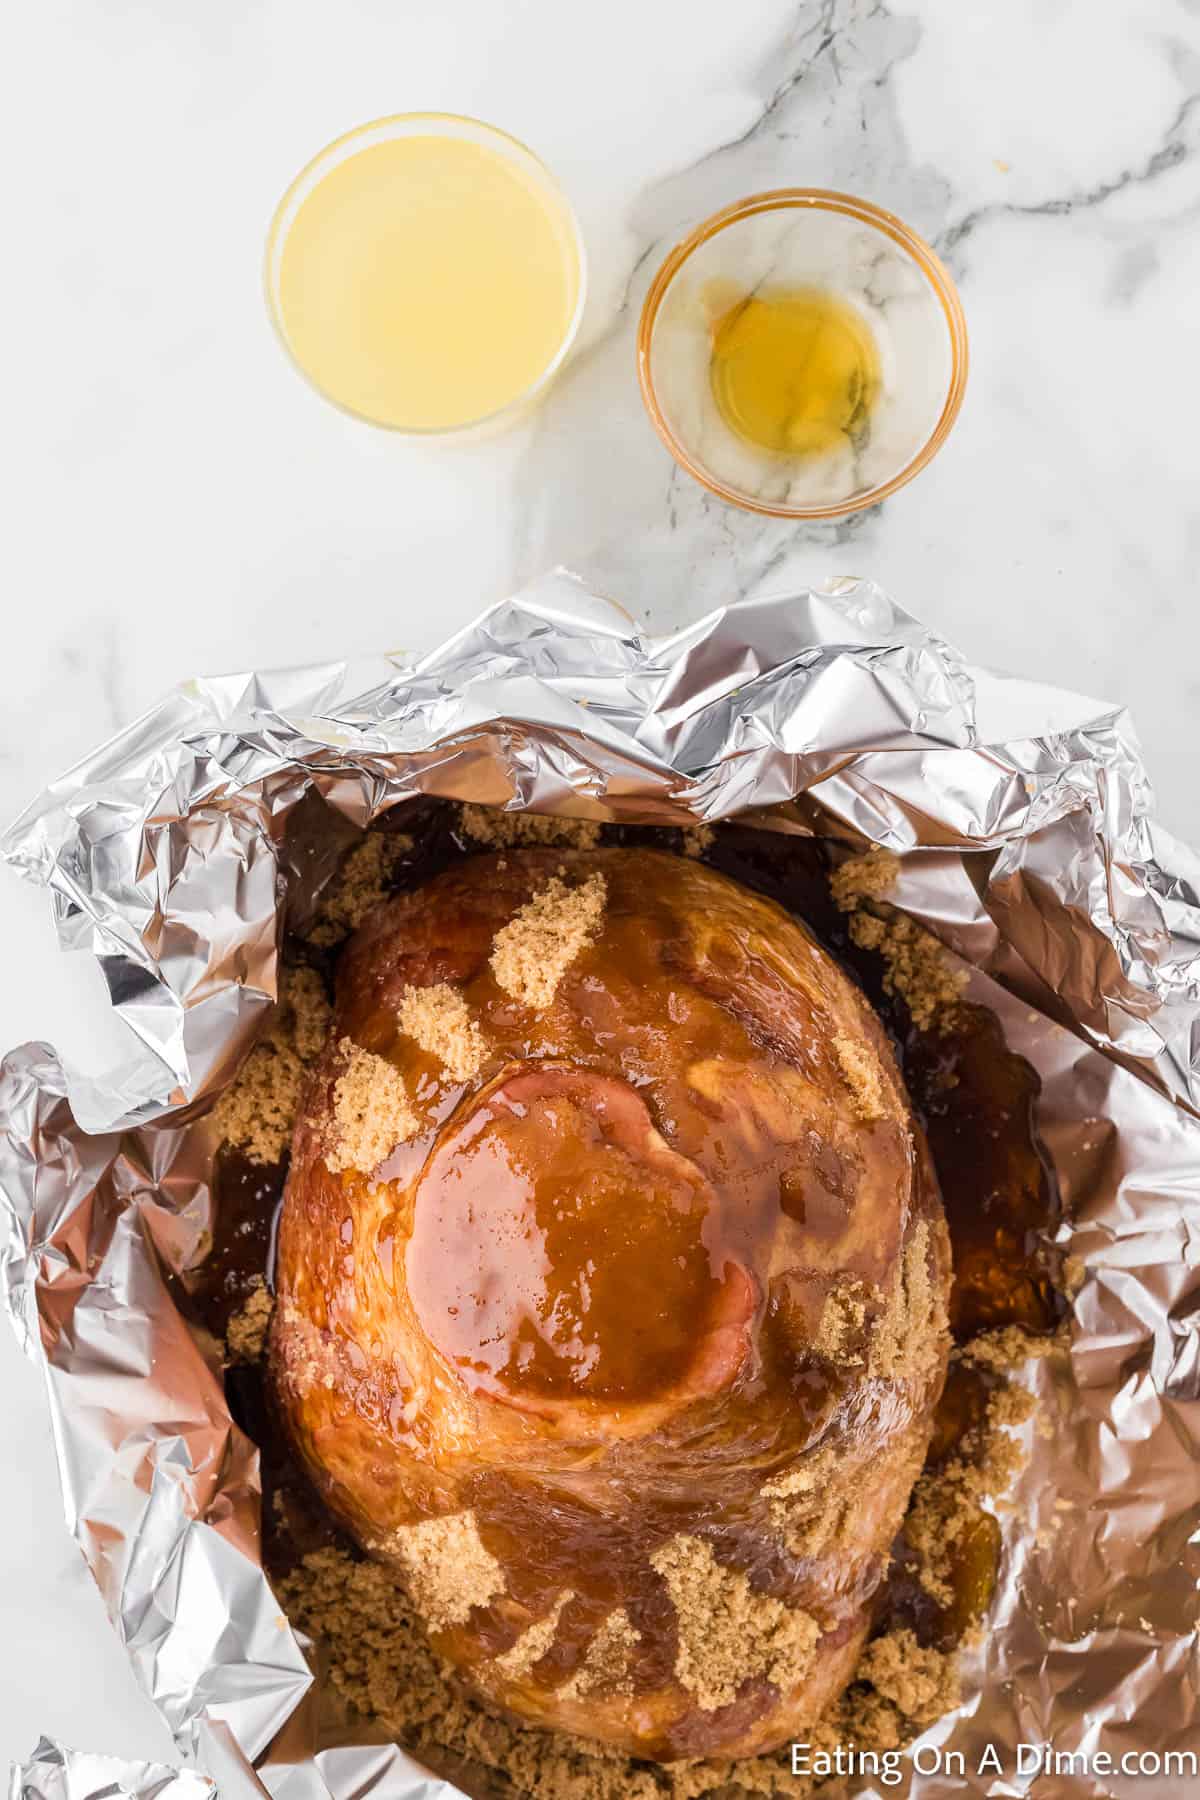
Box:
272 848 952 1760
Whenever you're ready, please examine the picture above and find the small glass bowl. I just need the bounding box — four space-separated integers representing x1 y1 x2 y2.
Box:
265 112 587 437
637 190 968 519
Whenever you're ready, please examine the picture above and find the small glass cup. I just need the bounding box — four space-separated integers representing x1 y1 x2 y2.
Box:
265 112 587 436
637 190 968 519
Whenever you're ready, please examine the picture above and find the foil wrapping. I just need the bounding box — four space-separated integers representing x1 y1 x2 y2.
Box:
9 1738 215 1800
3 573 1199 1800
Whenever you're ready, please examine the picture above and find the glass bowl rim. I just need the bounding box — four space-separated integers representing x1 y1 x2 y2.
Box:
636 187 969 520
264 110 588 438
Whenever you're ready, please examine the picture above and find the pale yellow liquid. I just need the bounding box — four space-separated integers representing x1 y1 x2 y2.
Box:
274 133 581 431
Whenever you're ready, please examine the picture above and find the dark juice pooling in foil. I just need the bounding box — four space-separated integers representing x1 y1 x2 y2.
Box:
200 806 1064 1641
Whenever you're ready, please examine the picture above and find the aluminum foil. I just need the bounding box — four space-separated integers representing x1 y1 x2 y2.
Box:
3 572 1200 1800
9 1738 215 1800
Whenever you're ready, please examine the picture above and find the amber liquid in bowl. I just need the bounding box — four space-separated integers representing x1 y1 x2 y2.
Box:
640 190 968 518
709 284 881 459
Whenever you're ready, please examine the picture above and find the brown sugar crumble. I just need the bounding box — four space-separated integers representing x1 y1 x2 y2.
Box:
308 829 413 947
850 911 968 1035
814 1279 869 1367
904 1379 1036 1609
276 1546 662 1800
397 982 487 1083
830 848 967 1034
768 1495 848 1563
957 1322 1066 1374
491 873 607 1009
460 804 602 851
829 847 901 910
224 1276 274 1363
212 964 331 1164
387 1511 506 1631
326 1038 419 1175
869 1220 950 1386
649 1535 820 1713
760 1452 837 1552
494 1592 575 1681
833 1031 886 1122
679 823 715 859
559 1609 640 1702
856 1630 960 1727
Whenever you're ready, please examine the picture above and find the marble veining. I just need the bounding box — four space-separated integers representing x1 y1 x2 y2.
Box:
514 0 1200 666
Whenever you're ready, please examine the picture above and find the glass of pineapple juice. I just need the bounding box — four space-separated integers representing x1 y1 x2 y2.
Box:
266 113 586 435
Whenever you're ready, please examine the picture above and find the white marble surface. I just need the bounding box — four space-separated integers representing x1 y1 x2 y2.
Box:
3 0 1199 1775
